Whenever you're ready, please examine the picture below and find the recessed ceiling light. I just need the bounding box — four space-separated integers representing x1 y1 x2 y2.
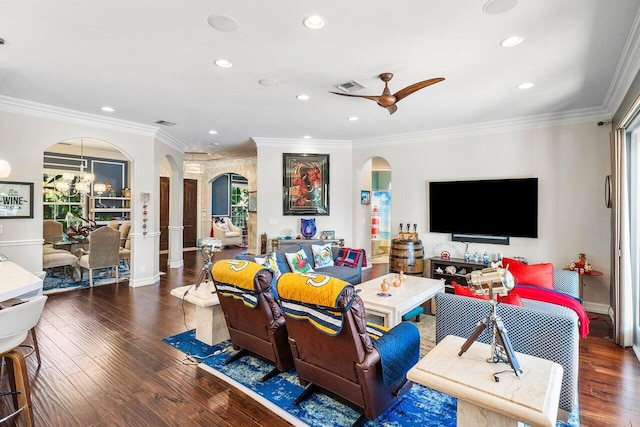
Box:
208 130 218 135
303 15 326 30
101 106 114 112
212 142 220 146
500 35 524 47
483 0 518 15
296 94 310 101
258 78 279 87
207 15 239 32
517 82 534 89
347 116 358 121
303 135 312 139
214 59 233 68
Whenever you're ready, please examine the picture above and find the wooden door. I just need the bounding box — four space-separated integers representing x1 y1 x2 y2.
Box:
183 179 198 248
160 177 169 251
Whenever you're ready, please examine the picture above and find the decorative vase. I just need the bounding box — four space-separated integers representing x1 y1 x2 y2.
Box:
300 218 317 239
392 275 401 287
380 278 389 292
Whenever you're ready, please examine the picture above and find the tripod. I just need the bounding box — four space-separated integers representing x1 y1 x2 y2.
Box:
458 296 522 382
185 238 221 296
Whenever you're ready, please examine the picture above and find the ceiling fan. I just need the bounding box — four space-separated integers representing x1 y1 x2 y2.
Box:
330 73 444 114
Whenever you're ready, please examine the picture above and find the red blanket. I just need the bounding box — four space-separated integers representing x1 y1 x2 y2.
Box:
509 284 589 338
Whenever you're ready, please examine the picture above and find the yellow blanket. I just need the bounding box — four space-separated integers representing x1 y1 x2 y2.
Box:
277 272 352 309
212 259 265 291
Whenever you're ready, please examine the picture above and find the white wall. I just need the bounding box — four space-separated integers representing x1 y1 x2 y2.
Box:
0 100 183 287
254 138 354 248
352 121 612 311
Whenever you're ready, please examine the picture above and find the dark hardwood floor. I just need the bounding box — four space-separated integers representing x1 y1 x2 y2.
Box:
2 248 639 426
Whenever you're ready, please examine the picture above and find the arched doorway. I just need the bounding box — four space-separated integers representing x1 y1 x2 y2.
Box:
370 157 392 263
211 173 248 247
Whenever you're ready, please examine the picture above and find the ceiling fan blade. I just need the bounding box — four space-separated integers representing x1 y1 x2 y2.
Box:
329 91 384 103
393 77 445 103
386 104 398 115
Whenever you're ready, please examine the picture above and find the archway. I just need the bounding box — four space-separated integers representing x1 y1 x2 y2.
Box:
42 137 133 283
369 157 392 263
356 156 392 266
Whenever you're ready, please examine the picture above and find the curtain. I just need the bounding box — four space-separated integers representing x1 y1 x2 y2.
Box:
611 128 635 346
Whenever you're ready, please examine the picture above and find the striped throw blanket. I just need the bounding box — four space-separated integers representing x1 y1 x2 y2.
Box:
278 272 354 335
212 259 269 308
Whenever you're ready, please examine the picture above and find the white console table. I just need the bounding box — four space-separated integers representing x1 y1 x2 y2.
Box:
170 282 230 346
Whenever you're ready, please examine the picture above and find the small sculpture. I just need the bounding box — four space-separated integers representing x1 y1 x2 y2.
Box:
380 278 390 292
392 275 401 287
399 271 406 282
482 251 490 265
473 252 480 262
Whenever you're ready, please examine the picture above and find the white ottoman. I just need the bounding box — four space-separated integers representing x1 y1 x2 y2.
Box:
170 282 230 346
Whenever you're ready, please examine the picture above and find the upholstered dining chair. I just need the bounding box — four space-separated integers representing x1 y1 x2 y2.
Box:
0 295 47 426
77 226 120 287
117 221 131 267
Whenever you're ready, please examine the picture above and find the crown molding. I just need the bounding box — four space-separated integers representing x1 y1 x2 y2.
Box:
252 137 353 148
155 128 186 152
352 106 609 148
0 95 160 136
603 6 640 115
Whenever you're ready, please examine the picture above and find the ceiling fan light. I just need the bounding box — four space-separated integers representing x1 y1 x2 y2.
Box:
347 116 358 121
500 35 524 47
101 106 115 112
303 135 312 139
297 94 310 101
303 15 326 30
208 130 218 135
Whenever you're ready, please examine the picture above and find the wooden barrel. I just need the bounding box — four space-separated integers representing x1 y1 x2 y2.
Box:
389 239 424 275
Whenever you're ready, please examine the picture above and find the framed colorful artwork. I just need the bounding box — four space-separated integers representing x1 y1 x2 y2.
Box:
282 153 329 215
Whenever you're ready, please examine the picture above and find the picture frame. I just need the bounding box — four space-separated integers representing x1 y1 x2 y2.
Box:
322 230 335 240
0 181 34 218
283 153 330 215
248 191 257 212
360 190 371 205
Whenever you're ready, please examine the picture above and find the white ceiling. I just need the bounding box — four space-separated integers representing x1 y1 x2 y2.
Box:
1 0 640 159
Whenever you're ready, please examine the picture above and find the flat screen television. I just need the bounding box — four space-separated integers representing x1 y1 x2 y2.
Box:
428 178 538 242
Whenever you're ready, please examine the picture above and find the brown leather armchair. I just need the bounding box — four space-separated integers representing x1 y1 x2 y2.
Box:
278 272 418 425
211 259 293 382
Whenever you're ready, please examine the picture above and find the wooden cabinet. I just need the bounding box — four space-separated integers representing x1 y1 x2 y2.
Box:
428 256 487 293
89 197 131 225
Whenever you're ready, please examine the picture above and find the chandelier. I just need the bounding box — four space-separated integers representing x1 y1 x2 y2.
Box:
54 139 94 195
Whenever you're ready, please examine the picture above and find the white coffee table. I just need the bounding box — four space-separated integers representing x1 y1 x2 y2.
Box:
356 273 444 328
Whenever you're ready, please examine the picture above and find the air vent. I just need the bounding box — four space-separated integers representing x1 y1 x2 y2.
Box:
334 80 366 93
155 120 177 126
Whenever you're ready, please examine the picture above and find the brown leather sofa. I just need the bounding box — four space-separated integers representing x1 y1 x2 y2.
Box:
278 272 416 425
212 260 293 382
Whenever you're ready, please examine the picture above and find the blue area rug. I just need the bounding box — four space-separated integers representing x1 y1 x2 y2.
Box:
163 330 580 427
43 261 129 294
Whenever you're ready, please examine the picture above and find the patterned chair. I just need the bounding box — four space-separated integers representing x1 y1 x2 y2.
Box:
434 269 580 418
212 217 242 247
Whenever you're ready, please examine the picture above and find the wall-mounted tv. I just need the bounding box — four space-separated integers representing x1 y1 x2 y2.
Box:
428 178 538 243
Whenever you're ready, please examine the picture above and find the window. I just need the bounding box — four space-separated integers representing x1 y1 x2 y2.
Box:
43 173 87 231
230 184 248 228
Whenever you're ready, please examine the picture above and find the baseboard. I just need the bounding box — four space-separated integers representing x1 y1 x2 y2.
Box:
583 301 609 315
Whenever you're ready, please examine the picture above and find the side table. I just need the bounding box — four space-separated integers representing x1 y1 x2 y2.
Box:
407 335 563 427
562 268 603 301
